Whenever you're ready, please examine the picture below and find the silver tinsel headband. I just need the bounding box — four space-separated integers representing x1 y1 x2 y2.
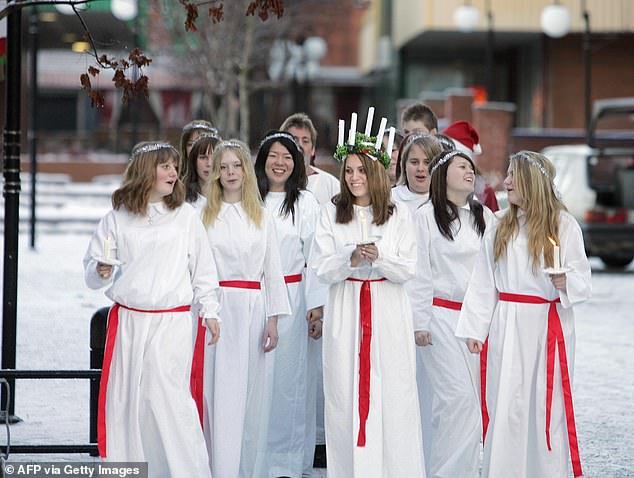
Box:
183 121 218 135
191 132 222 149
259 131 303 156
403 132 433 149
131 142 177 159
216 140 250 154
430 150 464 176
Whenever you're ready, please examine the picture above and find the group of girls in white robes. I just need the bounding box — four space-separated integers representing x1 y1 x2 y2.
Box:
86 117 591 478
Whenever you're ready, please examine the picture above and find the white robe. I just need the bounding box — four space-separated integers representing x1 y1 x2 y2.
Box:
409 202 496 478
83 202 219 478
391 184 428 214
309 202 425 478
202 202 291 478
304 166 341 473
455 210 591 478
191 192 207 213
260 190 326 477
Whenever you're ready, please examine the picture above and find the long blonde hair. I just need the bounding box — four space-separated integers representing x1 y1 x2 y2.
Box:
201 140 263 228
494 151 567 270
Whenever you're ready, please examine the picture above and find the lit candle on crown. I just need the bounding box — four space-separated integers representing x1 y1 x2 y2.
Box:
103 235 112 261
548 237 561 269
386 127 396 155
348 112 358 145
375 118 387 149
338 120 345 146
364 107 375 137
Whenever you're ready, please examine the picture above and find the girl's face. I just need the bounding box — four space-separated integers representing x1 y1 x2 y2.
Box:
149 158 178 202
265 141 294 192
405 143 431 194
344 155 370 205
219 150 244 195
504 166 524 207
196 145 213 185
186 130 201 157
446 156 476 196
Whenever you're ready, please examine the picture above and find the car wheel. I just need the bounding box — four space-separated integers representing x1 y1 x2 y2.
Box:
600 256 634 269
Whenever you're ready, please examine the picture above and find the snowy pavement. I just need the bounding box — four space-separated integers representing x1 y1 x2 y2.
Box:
0 181 633 476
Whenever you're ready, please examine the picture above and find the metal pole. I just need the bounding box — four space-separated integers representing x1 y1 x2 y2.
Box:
582 5 591 145
1 5 22 422
486 7 494 101
29 7 38 250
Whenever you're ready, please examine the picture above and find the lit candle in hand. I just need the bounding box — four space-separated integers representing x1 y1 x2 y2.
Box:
548 237 561 269
359 210 368 241
338 120 345 146
103 235 112 261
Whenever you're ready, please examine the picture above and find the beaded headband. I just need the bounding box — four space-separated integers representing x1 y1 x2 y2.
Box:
183 121 218 135
259 131 303 156
435 134 456 151
190 132 222 150
513 150 563 200
131 142 177 159
429 150 464 176
403 132 434 149
216 139 249 153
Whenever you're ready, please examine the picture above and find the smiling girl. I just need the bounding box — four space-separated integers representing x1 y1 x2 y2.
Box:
409 149 496 477
83 141 220 477
310 142 424 477
254 131 326 476
196 139 291 478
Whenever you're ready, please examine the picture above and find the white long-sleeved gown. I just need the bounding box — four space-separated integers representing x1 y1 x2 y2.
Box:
455 210 591 478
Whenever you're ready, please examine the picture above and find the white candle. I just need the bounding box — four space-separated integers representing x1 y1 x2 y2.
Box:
348 112 358 145
364 106 375 137
548 237 561 269
359 210 368 241
103 235 112 261
386 127 396 155
375 118 387 149
338 120 345 146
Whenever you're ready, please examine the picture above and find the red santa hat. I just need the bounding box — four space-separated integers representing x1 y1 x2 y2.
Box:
442 121 482 157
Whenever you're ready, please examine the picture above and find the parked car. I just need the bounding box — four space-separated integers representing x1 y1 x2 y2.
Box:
542 98 634 268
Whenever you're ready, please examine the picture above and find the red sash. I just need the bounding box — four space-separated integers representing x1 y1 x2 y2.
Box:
98 303 191 458
346 277 386 447
498 292 582 477
191 279 263 425
432 297 490 440
284 273 303 284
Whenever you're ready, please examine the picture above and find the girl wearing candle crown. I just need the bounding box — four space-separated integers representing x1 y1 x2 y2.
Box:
253 130 327 477
309 126 425 478
184 132 222 211
455 151 591 478
194 139 291 478
179 119 220 180
83 141 221 477
408 149 497 478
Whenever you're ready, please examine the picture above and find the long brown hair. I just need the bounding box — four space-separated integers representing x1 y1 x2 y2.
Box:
334 153 394 225
112 142 184 215
494 151 567 270
201 140 264 229
185 134 221 203
428 150 486 241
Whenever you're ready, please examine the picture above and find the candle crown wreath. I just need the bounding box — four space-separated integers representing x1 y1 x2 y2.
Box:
334 108 394 170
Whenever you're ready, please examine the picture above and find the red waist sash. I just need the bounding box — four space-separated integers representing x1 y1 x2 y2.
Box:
284 273 303 284
99 303 191 458
346 277 386 447
432 297 490 442
498 292 582 477
219 280 261 289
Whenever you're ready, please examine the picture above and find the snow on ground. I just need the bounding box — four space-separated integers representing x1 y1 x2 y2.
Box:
0 180 633 476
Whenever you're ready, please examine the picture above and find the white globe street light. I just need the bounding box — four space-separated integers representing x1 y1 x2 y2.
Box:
111 0 138 21
541 3 571 38
454 4 480 33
